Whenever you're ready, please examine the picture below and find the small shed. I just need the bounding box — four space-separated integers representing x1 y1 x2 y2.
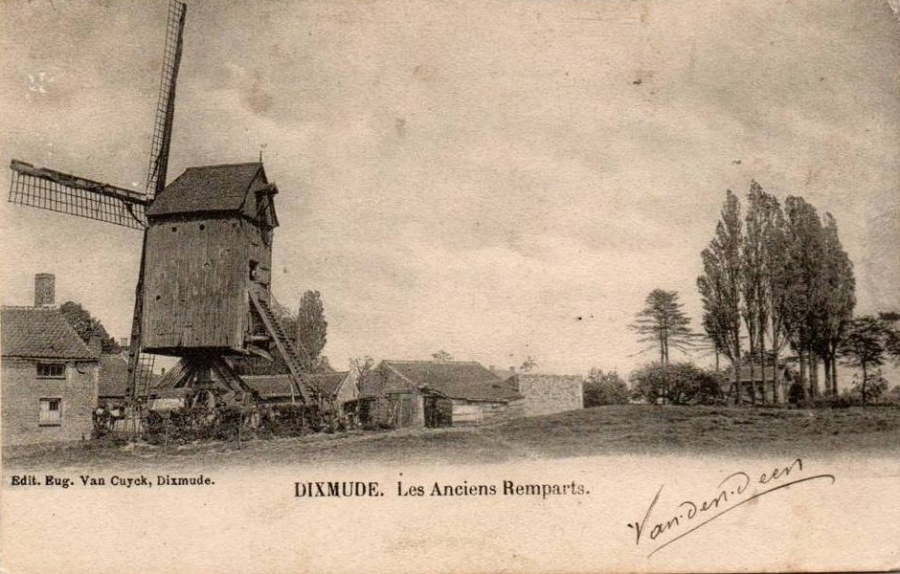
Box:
359 360 523 429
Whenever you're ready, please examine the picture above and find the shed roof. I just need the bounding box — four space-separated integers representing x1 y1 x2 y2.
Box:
307 372 350 396
241 372 349 399
98 354 129 397
242 375 295 399
379 360 523 402
1 306 97 360
146 163 266 217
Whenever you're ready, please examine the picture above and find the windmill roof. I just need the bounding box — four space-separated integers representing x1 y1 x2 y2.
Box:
146 163 265 217
1 306 98 360
378 360 523 402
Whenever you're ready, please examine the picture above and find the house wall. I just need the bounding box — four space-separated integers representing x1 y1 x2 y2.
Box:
360 391 425 428
143 215 271 354
514 374 583 417
450 398 522 426
1 357 97 446
334 376 359 410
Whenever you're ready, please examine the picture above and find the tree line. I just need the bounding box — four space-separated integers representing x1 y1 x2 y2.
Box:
696 181 896 405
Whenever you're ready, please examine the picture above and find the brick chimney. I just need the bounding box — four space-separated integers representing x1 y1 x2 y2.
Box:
34 273 55 307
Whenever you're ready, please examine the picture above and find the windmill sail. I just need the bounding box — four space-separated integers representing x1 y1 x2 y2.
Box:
126 0 187 406
145 0 187 199
8 160 148 229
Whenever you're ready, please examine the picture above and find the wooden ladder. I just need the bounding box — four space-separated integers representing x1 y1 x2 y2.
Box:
248 290 314 404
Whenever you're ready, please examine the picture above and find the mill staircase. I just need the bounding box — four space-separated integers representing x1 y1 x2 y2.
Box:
248 290 315 404
136 353 156 398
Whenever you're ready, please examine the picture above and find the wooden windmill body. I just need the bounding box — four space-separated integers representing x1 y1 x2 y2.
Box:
7 1 315 409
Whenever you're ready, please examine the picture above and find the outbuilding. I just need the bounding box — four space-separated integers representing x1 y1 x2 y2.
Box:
359 360 523 428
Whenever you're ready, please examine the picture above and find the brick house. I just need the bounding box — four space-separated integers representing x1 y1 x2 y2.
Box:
504 373 584 417
1 276 100 446
359 360 523 428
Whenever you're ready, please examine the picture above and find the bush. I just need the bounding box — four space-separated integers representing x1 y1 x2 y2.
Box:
140 401 329 445
629 362 724 405
584 369 629 407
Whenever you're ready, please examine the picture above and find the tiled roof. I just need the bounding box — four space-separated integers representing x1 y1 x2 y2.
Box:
306 372 350 396
241 372 350 399
382 360 523 402
146 163 264 217
98 354 129 397
98 354 163 397
1 306 97 360
242 375 295 399
489 368 518 381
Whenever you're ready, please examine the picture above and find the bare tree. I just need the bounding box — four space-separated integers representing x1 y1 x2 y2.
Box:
431 350 454 362
520 355 538 373
349 356 376 392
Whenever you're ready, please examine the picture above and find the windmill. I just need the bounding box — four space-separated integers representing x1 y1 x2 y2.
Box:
8 0 317 414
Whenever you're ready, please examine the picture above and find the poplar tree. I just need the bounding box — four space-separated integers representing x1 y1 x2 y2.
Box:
817 213 856 397
742 183 767 404
781 196 826 400
698 190 744 404
296 290 328 373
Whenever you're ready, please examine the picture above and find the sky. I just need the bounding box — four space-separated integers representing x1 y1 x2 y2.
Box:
1 0 898 378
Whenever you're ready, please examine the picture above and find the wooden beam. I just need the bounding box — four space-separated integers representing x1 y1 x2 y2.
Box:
11 160 150 205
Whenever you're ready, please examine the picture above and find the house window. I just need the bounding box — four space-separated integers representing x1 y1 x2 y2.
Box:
37 363 65 379
39 398 62 426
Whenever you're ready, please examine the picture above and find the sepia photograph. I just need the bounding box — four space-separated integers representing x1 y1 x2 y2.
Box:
1 0 898 572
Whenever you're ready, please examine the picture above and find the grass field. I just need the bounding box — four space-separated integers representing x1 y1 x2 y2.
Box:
4 405 899 471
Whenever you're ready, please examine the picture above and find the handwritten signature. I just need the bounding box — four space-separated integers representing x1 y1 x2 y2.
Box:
627 458 835 557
